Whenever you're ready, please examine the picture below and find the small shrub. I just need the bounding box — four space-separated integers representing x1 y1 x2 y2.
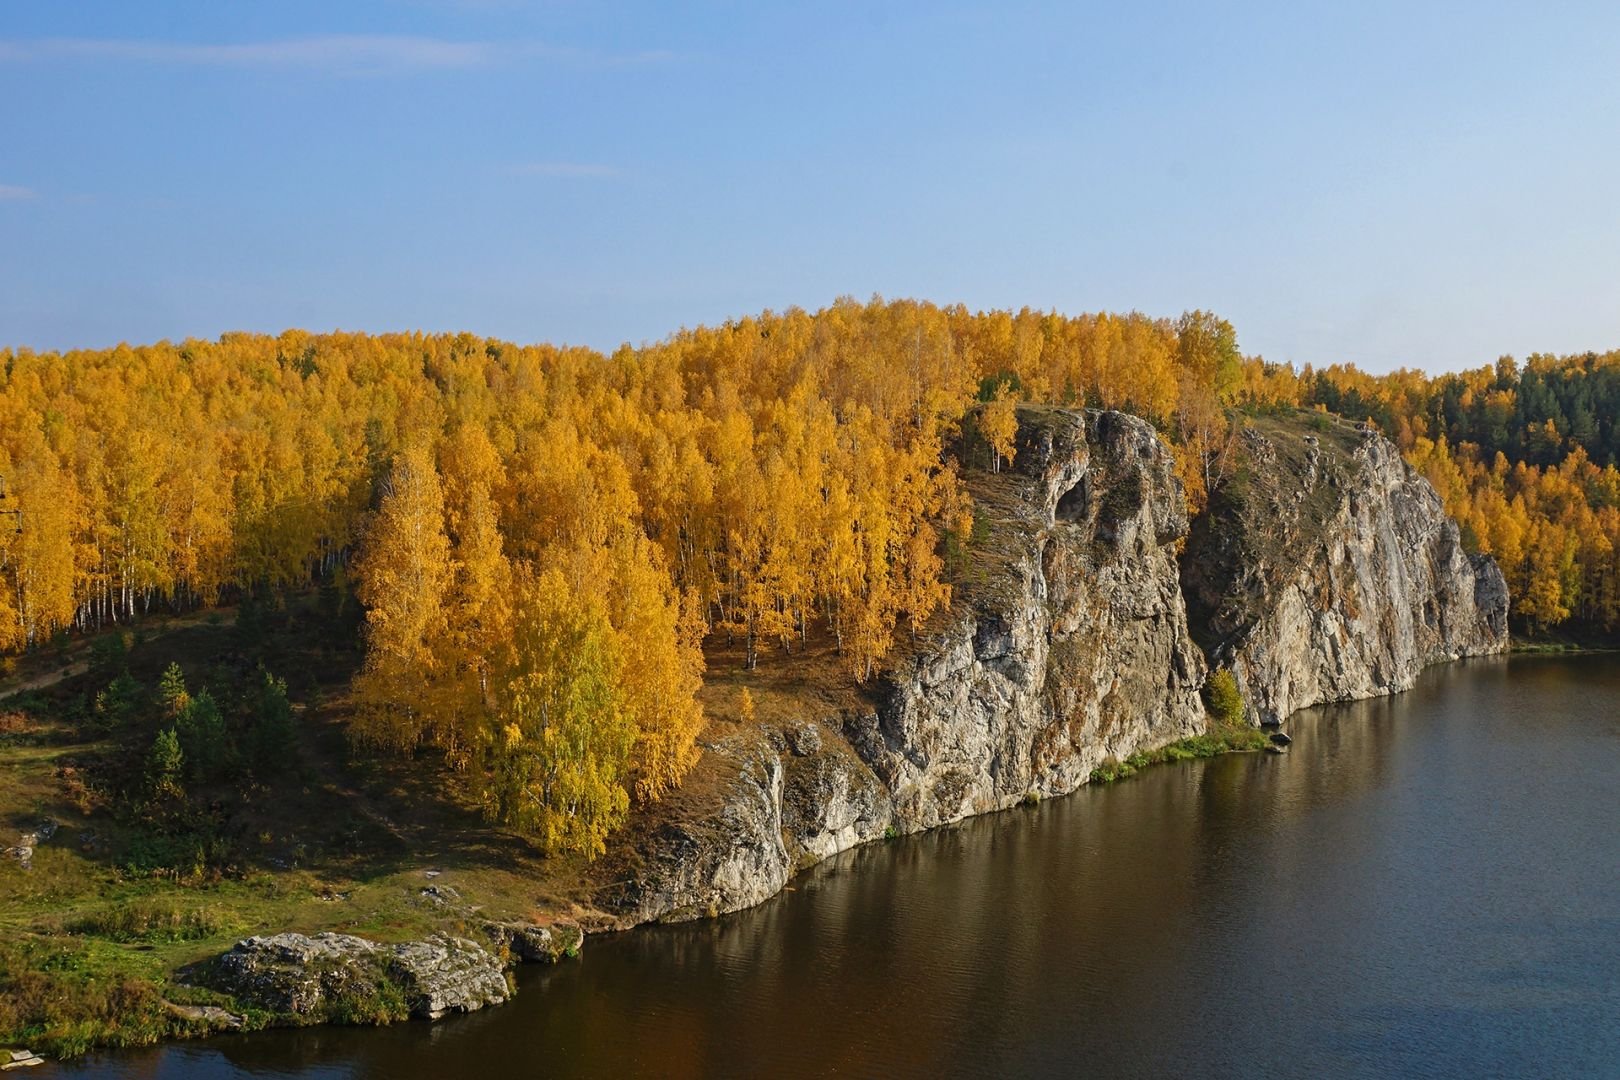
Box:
1090 756 1137 784
93 671 143 732
1204 669 1245 728
144 728 185 802
87 632 132 677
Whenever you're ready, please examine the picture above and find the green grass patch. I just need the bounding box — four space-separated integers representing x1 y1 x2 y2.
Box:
0 935 196 1059
65 898 233 943
1089 725 1269 786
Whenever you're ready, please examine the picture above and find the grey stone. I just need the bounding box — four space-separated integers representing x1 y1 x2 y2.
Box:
200 931 507 1022
1183 419 1508 726
163 1002 245 1030
785 722 822 756
386 934 509 1020
483 920 584 964
419 884 461 907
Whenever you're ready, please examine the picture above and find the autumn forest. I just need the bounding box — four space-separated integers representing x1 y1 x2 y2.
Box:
3 298 1618 853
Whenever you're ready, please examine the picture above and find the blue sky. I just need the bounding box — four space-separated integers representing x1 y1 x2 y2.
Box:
3 1 1618 373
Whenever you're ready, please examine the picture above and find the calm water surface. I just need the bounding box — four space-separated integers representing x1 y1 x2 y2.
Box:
51 655 1620 1078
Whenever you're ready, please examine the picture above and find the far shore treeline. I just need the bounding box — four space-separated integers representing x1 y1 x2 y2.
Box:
2 298 1617 851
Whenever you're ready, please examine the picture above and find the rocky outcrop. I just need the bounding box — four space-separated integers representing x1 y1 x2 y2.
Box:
484 919 585 964
599 408 1510 928
3 1049 46 1071
388 935 512 1020
604 717 910 922
4 821 57 870
199 931 509 1022
1181 416 1509 724
851 409 1208 829
600 408 1210 923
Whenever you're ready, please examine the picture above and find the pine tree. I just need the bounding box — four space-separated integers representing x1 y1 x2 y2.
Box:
145 728 185 802
159 662 190 719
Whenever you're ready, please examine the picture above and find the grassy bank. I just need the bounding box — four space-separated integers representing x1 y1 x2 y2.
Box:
1509 623 1620 654
1088 724 1271 785
1 612 1280 1062
0 603 594 1060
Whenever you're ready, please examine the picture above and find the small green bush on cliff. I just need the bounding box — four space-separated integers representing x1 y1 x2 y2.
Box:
1204 669 1245 727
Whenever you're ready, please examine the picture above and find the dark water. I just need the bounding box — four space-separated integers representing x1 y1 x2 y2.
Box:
52 656 1620 1079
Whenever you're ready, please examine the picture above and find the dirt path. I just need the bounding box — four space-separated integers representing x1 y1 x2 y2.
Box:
6 659 89 695
0 608 239 700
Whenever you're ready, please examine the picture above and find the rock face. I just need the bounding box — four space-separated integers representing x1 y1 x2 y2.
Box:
1181 416 1509 725
600 409 1510 928
388 935 512 1020
849 408 1209 829
601 408 1210 923
201 931 508 1022
601 732 890 924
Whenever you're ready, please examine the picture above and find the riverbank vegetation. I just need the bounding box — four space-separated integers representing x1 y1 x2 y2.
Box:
1089 668 1265 784
0 607 600 1058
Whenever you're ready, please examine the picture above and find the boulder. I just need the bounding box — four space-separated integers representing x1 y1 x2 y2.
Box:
200 931 507 1022
163 1002 245 1030
485 920 584 964
387 935 509 1020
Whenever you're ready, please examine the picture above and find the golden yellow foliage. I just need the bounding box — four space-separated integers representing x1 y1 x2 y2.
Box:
7 300 1616 854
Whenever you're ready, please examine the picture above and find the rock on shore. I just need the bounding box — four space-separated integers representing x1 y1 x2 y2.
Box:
200 931 509 1022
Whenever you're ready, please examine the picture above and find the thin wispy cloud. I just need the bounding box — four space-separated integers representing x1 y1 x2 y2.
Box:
0 36 672 75
0 184 36 201
509 162 624 179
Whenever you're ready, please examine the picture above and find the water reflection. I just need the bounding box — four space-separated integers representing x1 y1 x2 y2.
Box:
54 655 1620 1079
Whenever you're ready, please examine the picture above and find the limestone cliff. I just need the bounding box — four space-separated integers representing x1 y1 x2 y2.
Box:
1180 414 1509 725
598 407 1208 924
597 407 1509 928
845 408 1208 830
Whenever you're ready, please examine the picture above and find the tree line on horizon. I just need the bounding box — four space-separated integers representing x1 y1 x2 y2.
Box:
1 298 1615 851
1243 353 1620 630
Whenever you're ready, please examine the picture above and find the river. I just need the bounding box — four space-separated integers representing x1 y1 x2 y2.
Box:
50 654 1620 1078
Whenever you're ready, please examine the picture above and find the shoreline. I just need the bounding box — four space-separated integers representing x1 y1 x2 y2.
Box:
0 679 1452 1064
